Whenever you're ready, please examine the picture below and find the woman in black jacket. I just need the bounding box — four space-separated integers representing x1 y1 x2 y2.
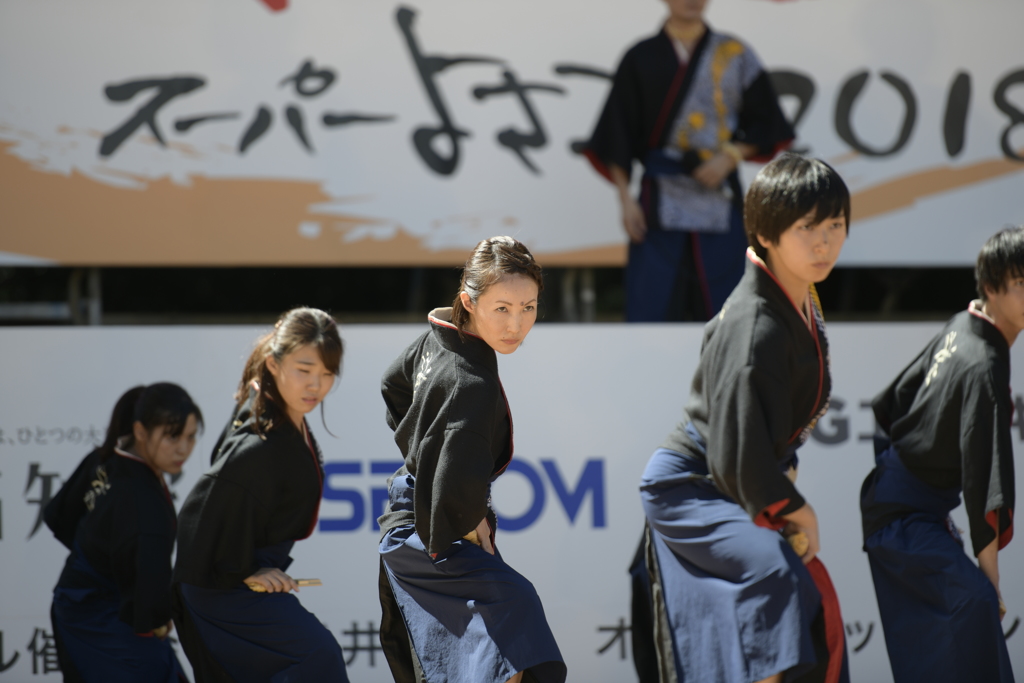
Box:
377 236 566 683
172 307 348 683
46 382 203 683
640 155 851 683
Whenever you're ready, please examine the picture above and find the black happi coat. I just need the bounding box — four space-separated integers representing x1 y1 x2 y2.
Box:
866 305 1015 556
585 25 793 223
377 308 512 556
46 449 178 633
45 448 104 550
173 393 324 590
662 252 830 522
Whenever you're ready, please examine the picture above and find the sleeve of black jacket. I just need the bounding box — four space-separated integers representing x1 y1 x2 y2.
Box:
585 46 645 180
705 317 805 523
416 381 499 557
109 479 176 632
44 449 103 550
383 340 418 435
734 69 794 157
174 457 276 589
871 342 932 436
960 365 1015 556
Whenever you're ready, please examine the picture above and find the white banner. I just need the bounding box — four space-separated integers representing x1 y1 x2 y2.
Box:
0 0 1022 266
0 323 1023 682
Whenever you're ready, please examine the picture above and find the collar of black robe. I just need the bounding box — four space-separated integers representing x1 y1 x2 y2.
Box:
740 249 828 441
222 386 324 538
427 307 499 376
113 436 174 508
648 22 714 150
968 299 1011 358
742 249 814 326
233 385 307 442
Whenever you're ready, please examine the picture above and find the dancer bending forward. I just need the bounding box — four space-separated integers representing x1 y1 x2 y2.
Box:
641 154 851 683
172 307 348 683
47 383 201 683
860 227 1021 683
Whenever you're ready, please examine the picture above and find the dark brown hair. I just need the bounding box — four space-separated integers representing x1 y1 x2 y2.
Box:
451 236 544 337
101 383 204 461
237 307 343 435
744 153 851 259
976 225 1024 300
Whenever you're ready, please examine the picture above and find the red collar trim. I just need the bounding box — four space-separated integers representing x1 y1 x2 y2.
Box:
113 445 145 464
747 249 812 329
428 313 484 341
299 419 323 540
493 379 515 476
969 299 997 326
747 250 826 443
648 41 689 148
114 445 172 503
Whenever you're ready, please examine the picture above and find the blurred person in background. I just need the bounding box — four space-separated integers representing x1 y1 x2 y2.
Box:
585 0 793 323
46 383 203 683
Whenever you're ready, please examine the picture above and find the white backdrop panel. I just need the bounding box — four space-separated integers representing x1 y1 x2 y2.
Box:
0 0 1022 266
0 323 1022 682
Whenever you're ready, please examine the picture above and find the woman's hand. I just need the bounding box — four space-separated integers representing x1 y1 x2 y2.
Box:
244 567 299 593
475 517 495 555
465 517 495 555
782 503 820 565
977 537 1004 620
151 620 173 639
692 152 736 190
610 164 647 243
620 194 647 243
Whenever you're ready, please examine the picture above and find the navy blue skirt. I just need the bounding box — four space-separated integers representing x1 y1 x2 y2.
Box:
862 445 1014 682
51 552 185 683
641 448 848 683
178 542 348 683
379 472 566 683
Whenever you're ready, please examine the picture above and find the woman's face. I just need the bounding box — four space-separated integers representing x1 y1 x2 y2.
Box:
266 344 336 427
461 274 539 355
761 210 847 287
134 413 199 476
662 0 708 23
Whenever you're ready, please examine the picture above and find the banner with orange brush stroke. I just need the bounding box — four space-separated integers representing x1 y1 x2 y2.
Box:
0 0 1021 266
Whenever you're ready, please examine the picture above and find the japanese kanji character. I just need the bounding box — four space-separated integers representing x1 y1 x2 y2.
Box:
24 463 60 539
86 425 103 446
1006 616 1020 641
340 621 383 666
553 63 612 153
596 617 630 660
99 76 206 157
472 69 565 174
396 6 502 175
845 621 874 653
26 628 60 675
0 631 19 673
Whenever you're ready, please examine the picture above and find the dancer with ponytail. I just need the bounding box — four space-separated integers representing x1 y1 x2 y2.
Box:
377 236 566 683
46 383 203 683
172 307 349 683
